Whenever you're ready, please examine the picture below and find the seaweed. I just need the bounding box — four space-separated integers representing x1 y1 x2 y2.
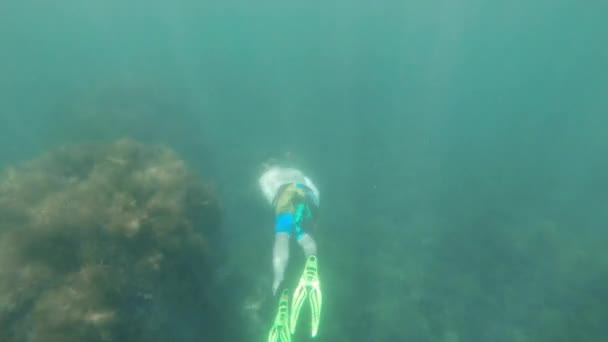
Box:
0 139 223 342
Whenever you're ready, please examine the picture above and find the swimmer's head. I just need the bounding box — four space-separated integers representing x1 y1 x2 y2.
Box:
260 157 279 172
260 151 296 172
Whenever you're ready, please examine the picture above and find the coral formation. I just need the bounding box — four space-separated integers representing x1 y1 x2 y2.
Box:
0 139 222 342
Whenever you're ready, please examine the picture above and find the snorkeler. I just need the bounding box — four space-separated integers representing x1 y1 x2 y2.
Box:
259 164 322 342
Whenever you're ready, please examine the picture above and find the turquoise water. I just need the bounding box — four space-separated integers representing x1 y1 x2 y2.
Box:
1 0 607 341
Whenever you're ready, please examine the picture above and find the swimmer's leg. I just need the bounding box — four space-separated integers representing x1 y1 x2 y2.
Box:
272 232 290 296
297 233 317 257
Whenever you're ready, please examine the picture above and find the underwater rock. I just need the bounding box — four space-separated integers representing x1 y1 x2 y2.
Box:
0 139 222 342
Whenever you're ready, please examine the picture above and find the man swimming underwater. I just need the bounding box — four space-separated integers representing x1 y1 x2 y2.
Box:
259 164 322 342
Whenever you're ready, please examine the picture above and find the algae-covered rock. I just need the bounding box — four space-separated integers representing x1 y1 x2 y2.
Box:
0 139 222 342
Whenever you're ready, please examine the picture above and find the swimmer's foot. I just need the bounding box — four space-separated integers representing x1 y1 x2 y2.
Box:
290 255 322 337
267 289 291 342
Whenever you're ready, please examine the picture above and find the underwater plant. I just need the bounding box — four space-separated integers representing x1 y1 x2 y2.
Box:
0 139 223 342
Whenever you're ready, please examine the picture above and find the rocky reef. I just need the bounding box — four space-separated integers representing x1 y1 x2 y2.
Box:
0 139 223 342
319 211 608 342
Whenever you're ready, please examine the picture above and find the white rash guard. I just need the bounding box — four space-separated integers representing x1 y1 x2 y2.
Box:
259 166 320 207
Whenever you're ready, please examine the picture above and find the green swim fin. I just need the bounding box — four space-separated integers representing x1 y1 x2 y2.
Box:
268 289 291 342
290 255 322 337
